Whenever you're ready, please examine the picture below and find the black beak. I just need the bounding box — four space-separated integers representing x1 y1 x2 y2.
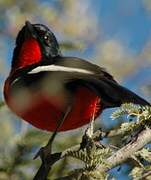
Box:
25 21 36 39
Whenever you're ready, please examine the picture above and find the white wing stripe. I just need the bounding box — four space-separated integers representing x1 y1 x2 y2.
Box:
28 65 93 74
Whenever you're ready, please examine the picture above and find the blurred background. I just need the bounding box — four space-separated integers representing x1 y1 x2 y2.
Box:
0 0 151 179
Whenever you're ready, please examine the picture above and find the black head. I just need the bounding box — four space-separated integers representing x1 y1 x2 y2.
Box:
32 22 61 58
12 21 61 68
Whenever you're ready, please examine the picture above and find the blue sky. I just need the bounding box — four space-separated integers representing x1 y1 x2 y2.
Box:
93 0 151 95
93 0 151 53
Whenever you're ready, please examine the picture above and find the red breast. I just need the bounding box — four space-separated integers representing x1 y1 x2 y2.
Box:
4 77 101 131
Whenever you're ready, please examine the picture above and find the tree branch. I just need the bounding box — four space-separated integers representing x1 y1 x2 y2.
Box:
33 127 151 179
98 127 151 172
55 127 151 179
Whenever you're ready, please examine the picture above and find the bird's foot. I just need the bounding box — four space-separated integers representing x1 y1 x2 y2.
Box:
80 123 106 150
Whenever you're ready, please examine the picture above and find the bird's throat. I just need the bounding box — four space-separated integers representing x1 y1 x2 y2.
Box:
16 38 42 69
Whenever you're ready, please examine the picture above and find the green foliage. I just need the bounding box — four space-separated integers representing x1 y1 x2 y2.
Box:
64 168 109 180
65 145 112 170
0 101 5 108
111 103 151 134
130 167 144 179
59 142 112 180
130 148 151 179
111 103 151 179
135 148 151 162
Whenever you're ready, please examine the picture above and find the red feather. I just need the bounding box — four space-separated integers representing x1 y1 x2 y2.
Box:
16 38 42 69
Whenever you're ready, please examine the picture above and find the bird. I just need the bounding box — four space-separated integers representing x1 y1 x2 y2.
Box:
4 21 150 155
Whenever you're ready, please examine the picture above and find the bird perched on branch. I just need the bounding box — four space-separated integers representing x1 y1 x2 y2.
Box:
4 21 150 158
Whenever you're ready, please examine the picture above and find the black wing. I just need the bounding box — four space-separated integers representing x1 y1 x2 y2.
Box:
53 57 150 107
10 56 150 108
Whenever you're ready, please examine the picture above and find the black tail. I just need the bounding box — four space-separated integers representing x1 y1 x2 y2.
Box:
75 77 150 108
103 79 150 107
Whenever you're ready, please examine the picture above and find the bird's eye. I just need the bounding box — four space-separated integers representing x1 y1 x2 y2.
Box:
43 34 50 44
44 35 49 40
